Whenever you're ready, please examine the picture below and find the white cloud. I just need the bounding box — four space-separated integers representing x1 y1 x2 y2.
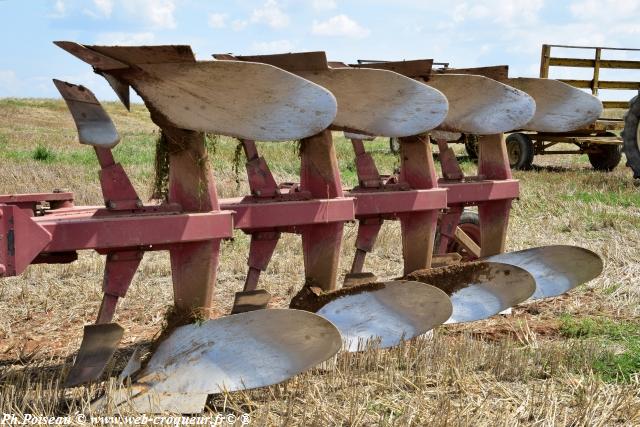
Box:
95 32 156 45
251 39 295 54
122 0 176 29
94 0 114 17
208 13 227 29
83 0 114 19
251 0 290 29
452 0 544 25
570 0 640 21
312 0 337 11
232 19 248 31
312 15 370 39
50 0 66 18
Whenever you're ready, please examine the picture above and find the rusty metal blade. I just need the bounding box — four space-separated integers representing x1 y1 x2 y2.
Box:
506 78 603 132
343 132 375 140
427 74 535 134
101 73 130 111
314 281 452 352
132 61 337 141
53 79 120 148
129 309 341 395
485 245 603 299
87 44 196 64
64 323 124 387
298 68 448 137
430 130 462 141
53 41 129 70
343 271 378 288
406 262 536 324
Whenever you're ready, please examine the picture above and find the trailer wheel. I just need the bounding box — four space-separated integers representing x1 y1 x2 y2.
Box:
463 134 479 160
435 211 481 262
587 135 622 171
506 133 534 170
622 95 640 178
390 137 400 154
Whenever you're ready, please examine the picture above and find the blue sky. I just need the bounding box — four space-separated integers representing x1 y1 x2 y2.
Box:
1 0 640 102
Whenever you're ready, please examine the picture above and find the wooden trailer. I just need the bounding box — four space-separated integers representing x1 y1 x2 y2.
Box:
505 44 640 170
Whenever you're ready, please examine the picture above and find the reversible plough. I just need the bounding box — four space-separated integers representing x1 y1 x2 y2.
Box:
0 42 605 413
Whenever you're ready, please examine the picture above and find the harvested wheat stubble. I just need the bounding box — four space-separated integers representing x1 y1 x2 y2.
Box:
0 99 639 423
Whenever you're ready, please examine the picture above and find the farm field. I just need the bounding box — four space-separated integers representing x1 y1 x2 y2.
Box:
0 98 639 425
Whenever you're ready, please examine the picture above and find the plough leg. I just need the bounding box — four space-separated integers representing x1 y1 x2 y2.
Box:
300 129 344 291
65 249 141 387
478 133 512 257
96 250 143 323
350 220 383 274
398 135 439 274
435 206 463 254
232 232 279 313
162 126 221 319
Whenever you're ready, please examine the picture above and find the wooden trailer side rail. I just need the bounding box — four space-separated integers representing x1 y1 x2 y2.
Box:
540 44 640 109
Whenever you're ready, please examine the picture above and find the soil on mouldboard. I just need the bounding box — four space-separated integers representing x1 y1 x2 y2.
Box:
405 261 494 296
289 279 385 313
290 263 496 312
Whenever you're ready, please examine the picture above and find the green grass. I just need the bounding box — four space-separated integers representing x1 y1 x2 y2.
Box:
1 134 157 168
31 144 56 162
0 98 68 111
560 315 640 383
562 190 640 208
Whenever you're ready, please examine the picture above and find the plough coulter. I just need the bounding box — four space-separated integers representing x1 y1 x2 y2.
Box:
0 42 604 413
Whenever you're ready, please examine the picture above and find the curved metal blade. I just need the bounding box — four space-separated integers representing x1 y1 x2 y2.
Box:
101 72 131 111
405 262 536 324
299 68 449 137
54 41 129 70
132 61 337 141
315 281 452 352
427 74 536 134
53 79 120 148
132 309 341 395
430 130 462 141
64 323 124 387
343 131 375 140
506 78 603 132
485 245 603 299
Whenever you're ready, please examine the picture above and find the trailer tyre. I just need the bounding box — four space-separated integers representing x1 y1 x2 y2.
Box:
506 133 534 170
622 95 640 178
463 134 479 160
587 140 622 172
435 211 481 261
389 137 400 154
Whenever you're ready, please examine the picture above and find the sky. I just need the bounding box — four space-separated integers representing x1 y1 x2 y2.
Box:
1 0 640 102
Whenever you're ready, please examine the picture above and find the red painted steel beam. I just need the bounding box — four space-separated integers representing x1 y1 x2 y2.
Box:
0 192 74 203
350 188 447 217
35 210 233 252
220 198 354 230
0 192 75 212
439 180 519 204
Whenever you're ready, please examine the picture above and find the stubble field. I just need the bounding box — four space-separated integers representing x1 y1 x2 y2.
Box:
0 98 638 426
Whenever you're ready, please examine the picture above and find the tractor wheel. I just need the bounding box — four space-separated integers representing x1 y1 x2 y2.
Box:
587 135 622 172
435 211 481 262
390 137 400 154
463 134 479 160
622 95 640 178
506 133 534 170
